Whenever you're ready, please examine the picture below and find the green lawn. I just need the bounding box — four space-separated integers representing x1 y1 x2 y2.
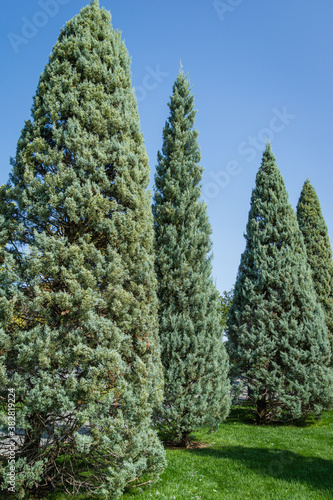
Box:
121 408 333 500
17 408 333 499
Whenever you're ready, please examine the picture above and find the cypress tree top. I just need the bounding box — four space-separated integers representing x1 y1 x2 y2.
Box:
154 69 202 207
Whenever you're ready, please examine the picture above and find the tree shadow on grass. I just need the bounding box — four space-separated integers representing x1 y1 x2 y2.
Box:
226 405 324 427
189 446 333 493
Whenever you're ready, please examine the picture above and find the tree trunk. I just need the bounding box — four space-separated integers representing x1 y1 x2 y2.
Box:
22 413 43 460
179 431 191 448
256 396 267 424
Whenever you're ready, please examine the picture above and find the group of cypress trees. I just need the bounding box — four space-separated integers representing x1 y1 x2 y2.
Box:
227 145 333 423
0 1 332 498
0 1 229 497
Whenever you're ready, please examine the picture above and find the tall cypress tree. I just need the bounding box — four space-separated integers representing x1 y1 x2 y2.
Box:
227 144 333 423
0 1 165 497
152 70 231 446
297 179 333 355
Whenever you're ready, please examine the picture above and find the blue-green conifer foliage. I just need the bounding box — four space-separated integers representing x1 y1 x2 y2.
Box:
297 179 333 356
153 71 231 445
0 1 165 496
227 145 333 423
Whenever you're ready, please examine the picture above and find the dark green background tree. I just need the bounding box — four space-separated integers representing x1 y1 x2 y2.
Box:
0 1 165 496
152 70 231 446
297 179 333 356
220 288 234 332
226 144 333 423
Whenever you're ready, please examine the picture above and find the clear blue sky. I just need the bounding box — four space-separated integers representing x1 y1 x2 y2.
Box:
1 0 332 293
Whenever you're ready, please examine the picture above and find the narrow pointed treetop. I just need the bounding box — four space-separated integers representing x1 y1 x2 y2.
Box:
153 70 231 445
1 2 165 497
227 144 333 423
297 179 333 353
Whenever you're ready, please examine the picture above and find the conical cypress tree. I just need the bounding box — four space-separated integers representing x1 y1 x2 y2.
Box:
152 70 231 446
0 1 165 496
297 179 333 355
227 144 333 423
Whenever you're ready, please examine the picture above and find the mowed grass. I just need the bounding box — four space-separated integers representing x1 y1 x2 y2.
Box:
25 408 333 499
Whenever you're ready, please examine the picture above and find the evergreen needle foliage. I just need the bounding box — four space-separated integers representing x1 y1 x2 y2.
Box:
226 144 333 424
297 179 333 356
0 1 165 497
152 70 231 446
219 288 234 331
